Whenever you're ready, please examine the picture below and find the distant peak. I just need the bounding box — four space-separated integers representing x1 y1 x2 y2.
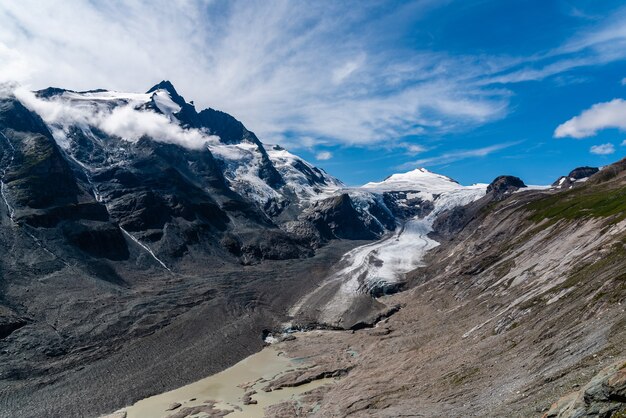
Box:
567 166 598 180
486 175 526 196
147 80 176 95
146 80 187 107
35 87 75 99
384 167 457 184
406 167 431 175
362 167 462 192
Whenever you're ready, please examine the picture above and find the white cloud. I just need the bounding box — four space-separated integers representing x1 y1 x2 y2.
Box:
590 143 615 155
621 139 626 146
332 54 366 85
404 144 427 154
0 0 510 148
554 99 626 138
315 151 333 161
0 44 33 83
14 87 219 150
622 77 626 85
1 1 626 151
400 142 518 168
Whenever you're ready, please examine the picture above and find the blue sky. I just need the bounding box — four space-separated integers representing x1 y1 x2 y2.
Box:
1 1 626 186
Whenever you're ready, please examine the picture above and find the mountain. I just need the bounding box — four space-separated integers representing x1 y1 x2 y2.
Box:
258 158 626 417
362 167 462 192
0 82 624 418
0 82 496 417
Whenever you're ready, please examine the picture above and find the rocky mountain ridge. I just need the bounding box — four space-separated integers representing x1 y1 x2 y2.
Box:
2 82 482 267
0 80 622 417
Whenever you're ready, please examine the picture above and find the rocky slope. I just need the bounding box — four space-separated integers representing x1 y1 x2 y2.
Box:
263 159 626 417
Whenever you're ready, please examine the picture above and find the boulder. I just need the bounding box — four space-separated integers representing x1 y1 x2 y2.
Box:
543 359 626 418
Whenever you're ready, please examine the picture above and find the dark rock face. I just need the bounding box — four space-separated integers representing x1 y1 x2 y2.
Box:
0 307 28 340
568 166 599 180
433 204 474 239
290 158 332 187
22 84 315 263
302 194 390 241
61 220 129 260
144 81 284 190
486 175 526 198
552 166 599 188
0 99 83 211
382 191 434 220
197 108 283 188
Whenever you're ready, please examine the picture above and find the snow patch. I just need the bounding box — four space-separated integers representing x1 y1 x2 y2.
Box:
514 185 551 193
266 145 343 203
209 142 282 206
151 90 181 119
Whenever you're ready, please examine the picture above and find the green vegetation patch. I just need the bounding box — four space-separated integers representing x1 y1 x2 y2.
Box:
527 184 626 224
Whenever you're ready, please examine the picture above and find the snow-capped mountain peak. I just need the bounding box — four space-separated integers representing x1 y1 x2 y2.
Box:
362 167 461 193
266 144 343 201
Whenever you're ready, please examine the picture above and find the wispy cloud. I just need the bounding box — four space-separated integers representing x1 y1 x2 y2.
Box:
399 142 519 169
590 143 615 155
554 98 626 138
474 10 626 86
1 1 626 153
402 144 428 155
0 0 514 148
315 151 333 161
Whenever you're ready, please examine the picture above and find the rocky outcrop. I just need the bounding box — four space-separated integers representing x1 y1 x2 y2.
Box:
588 158 626 185
298 193 393 241
553 166 599 188
0 307 28 340
486 175 526 198
262 366 352 392
543 360 626 418
162 402 232 418
381 191 434 219
569 166 600 180
242 390 257 405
